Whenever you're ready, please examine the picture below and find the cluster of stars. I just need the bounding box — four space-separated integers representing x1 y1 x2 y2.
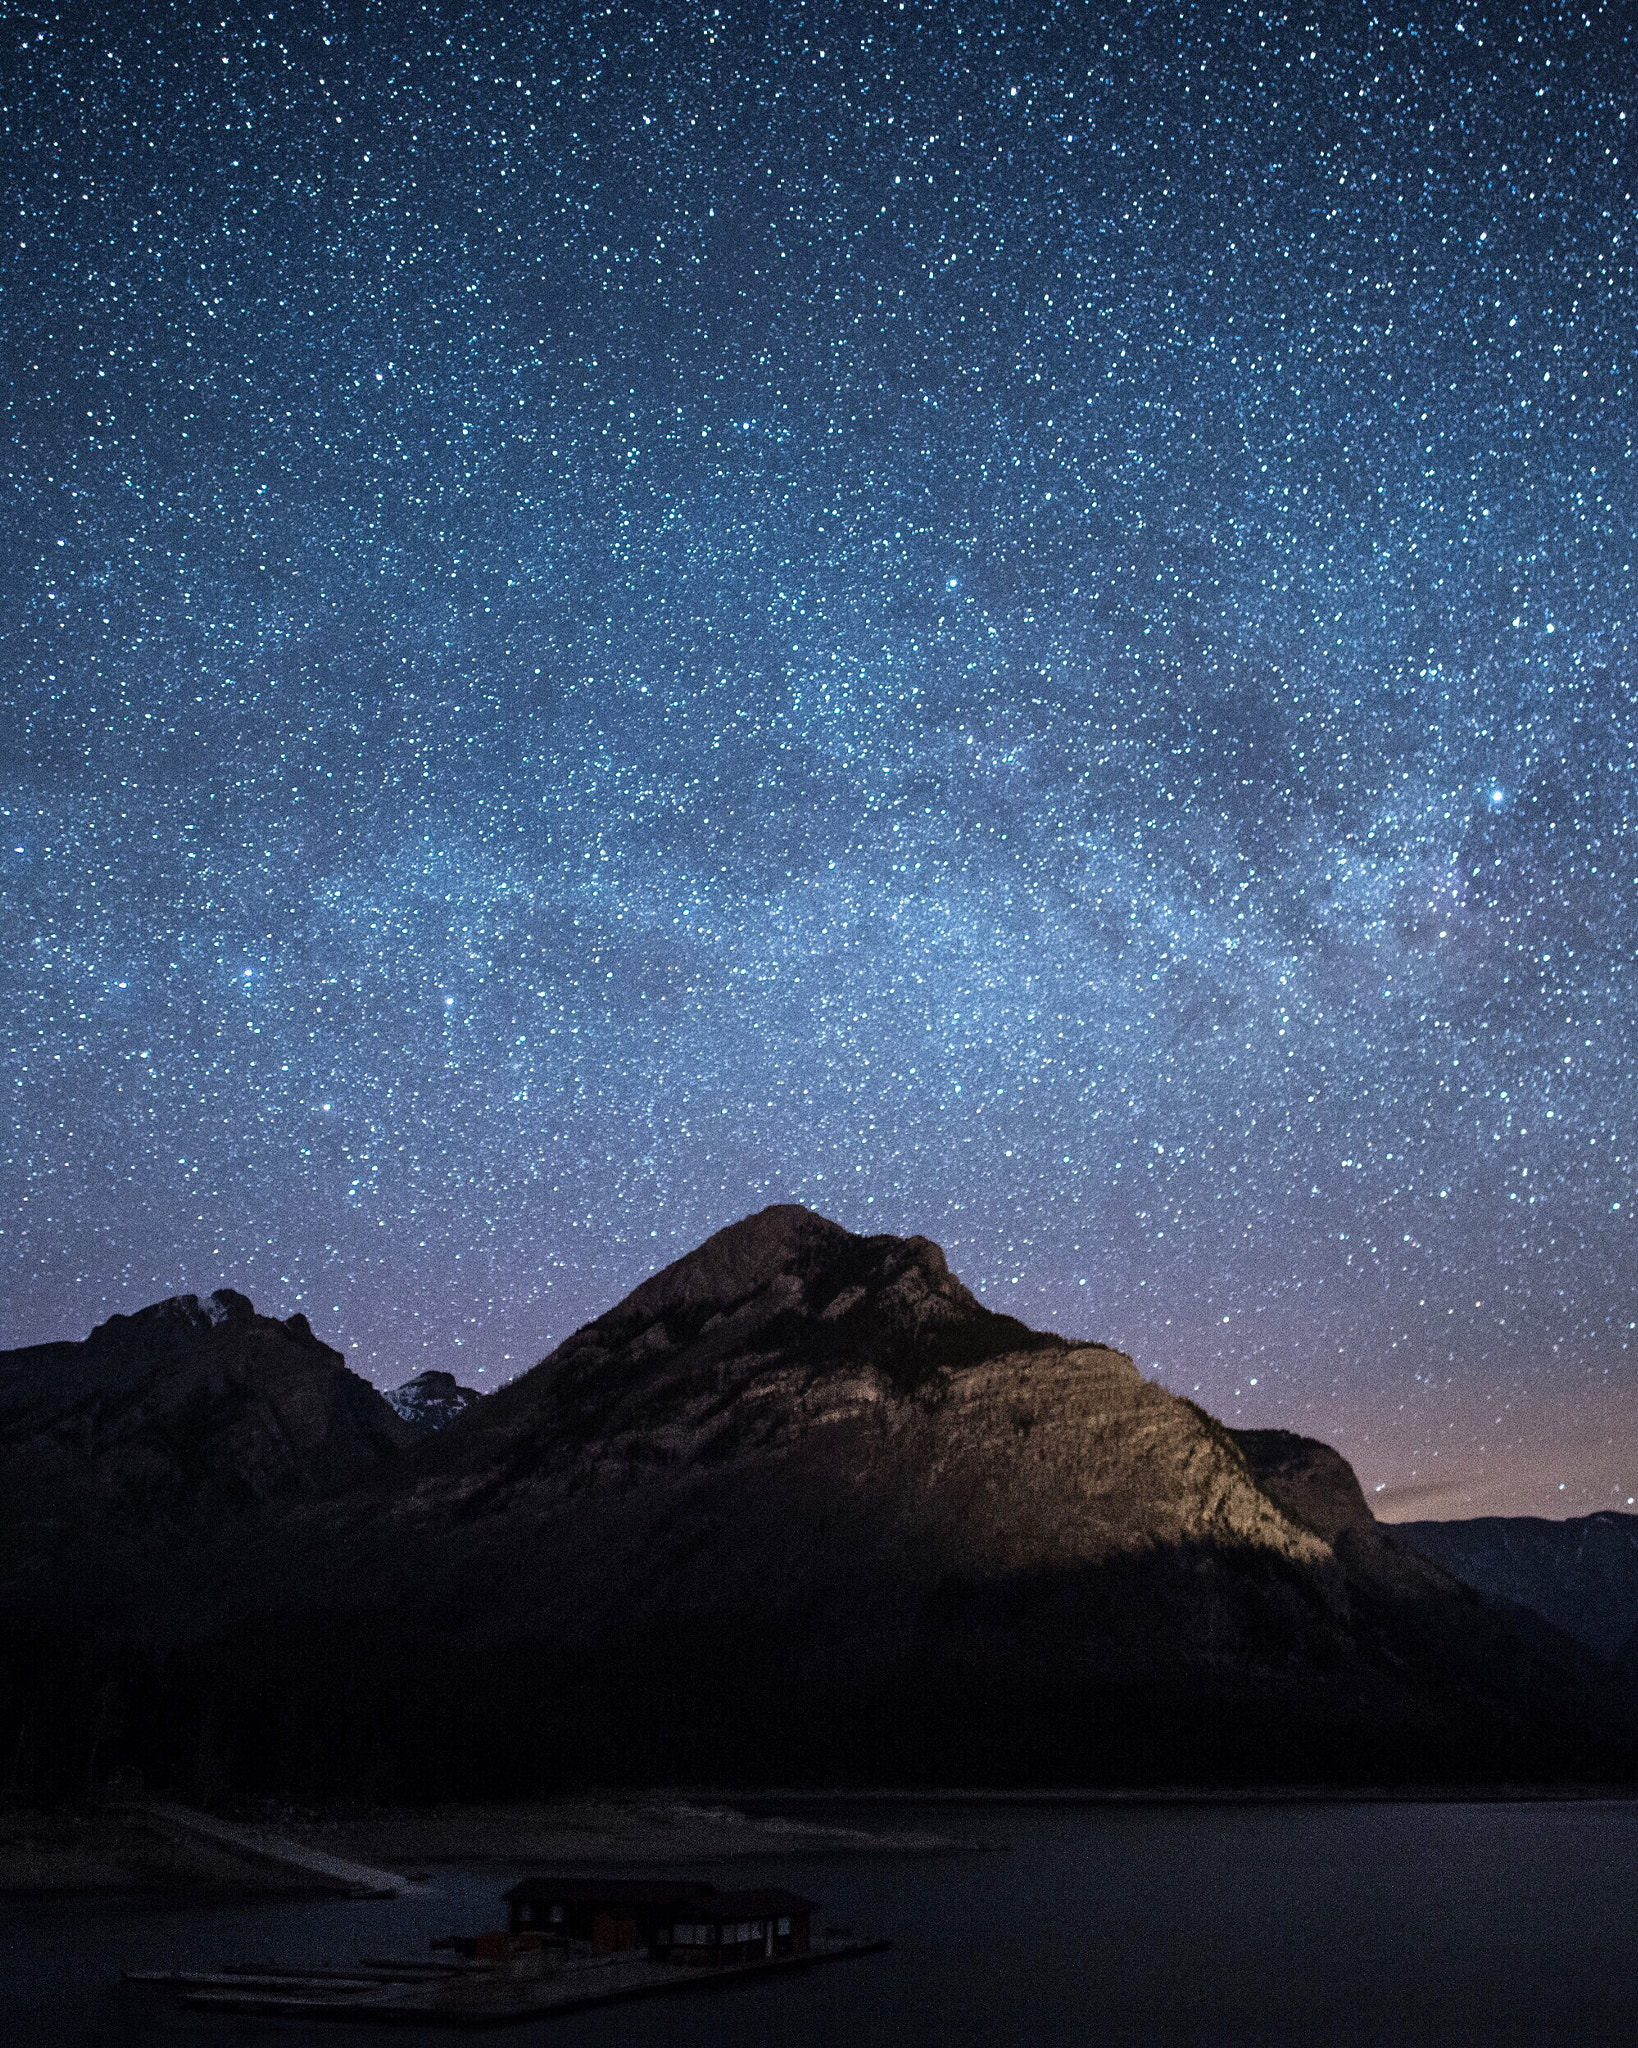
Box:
2 0 1635 1516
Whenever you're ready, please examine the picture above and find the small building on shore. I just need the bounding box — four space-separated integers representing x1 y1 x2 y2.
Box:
503 1876 817 1963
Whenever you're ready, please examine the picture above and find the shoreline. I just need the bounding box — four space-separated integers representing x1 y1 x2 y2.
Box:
0 1794 980 1900
731 1781 1638 1806
8 1781 1637 1898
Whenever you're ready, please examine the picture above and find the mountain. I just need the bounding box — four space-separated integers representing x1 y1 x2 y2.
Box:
1 1213 1632 1799
1395 1513 1638 1663
0 1289 417 1795
0 1288 413 1601
383 1369 483 1436
179 1207 1634 1794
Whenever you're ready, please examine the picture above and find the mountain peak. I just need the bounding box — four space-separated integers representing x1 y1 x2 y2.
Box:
608 1204 862 1319
593 1204 1034 1355
499 1207 1059 1436
1232 1427 1377 1541
82 1287 327 1360
385 1368 482 1436
426 1208 1066 1478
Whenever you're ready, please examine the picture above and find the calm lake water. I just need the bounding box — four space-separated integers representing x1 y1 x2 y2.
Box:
7 1799 1638 2047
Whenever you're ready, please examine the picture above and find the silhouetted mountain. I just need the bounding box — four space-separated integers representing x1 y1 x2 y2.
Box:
383 1369 482 1436
0 1217 1632 1799
0 1289 412 1603
1395 1513 1638 1663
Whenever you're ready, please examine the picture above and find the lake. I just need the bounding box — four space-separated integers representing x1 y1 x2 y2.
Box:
6 1799 1638 2046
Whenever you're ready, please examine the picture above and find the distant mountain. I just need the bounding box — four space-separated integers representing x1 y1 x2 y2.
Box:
383 1369 482 1436
0 1217 1632 1799
1395 1513 1638 1663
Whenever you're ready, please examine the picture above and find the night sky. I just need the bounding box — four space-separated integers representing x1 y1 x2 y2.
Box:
4 1 1635 1518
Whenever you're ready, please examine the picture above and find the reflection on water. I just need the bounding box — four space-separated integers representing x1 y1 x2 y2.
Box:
6 1799 1638 2048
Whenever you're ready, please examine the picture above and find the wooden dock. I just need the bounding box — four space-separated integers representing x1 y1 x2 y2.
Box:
127 1935 889 2027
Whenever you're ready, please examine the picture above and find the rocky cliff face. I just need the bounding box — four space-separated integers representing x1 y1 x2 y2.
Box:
409 1204 1318 1556
374 1206 1328 1610
1231 1428 1378 1541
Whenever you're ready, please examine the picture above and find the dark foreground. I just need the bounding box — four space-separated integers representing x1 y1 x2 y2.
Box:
7 1799 1638 2048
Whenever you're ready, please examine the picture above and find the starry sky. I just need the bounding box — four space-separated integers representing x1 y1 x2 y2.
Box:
4 0 1636 1518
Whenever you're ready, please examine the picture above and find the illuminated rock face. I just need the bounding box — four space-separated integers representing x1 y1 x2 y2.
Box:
411 1205 1331 1579
260 1207 1624 1790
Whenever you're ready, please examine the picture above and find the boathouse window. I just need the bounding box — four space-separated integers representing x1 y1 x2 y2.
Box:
549 1906 564 1924
778 1917 791 1936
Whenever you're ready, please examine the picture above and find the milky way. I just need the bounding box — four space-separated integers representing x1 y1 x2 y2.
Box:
4 1 1636 1515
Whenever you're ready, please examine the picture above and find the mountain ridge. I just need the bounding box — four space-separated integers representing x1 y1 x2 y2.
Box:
1 1208 1632 1798
1396 1512 1638 1663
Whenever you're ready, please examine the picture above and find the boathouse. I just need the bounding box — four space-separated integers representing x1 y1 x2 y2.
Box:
503 1877 816 1962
